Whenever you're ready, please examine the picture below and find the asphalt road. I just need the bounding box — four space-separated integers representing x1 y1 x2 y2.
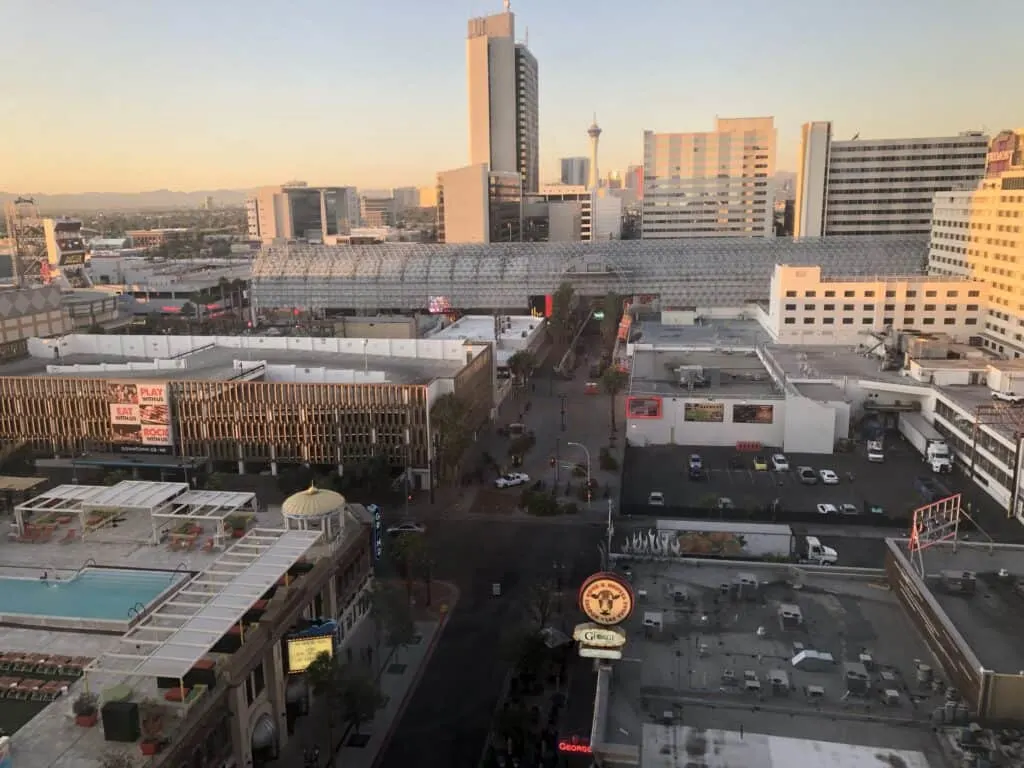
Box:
375 519 602 768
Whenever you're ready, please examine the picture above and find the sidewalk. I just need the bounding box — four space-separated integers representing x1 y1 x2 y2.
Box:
273 581 458 768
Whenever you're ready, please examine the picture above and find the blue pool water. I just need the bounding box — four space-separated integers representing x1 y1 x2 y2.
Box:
0 568 184 621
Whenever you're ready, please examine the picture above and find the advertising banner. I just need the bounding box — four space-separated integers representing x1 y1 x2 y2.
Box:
108 381 174 454
684 403 724 423
732 404 774 424
286 635 334 674
626 396 662 419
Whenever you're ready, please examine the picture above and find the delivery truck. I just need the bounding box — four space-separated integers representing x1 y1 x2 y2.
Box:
649 520 839 565
898 412 953 473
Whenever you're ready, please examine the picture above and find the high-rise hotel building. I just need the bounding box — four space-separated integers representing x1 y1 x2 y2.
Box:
467 5 539 193
928 130 1024 358
794 123 988 237
641 117 777 239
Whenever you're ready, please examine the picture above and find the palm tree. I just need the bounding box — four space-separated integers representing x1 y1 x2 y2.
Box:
600 367 629 435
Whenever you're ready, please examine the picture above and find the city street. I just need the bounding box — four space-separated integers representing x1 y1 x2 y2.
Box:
375 519 602 768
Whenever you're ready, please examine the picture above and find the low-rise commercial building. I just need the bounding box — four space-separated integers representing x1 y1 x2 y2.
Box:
246 183 361 244
0 333 493 487
126 229 191 250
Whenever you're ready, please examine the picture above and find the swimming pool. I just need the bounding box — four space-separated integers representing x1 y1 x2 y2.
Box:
0 567 186 631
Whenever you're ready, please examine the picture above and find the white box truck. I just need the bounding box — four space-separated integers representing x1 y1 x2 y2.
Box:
898 412 953 473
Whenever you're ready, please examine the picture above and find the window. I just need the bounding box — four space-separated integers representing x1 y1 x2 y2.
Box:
803 317 815 324
785 304 796 311
885 290 896 298
785 291 796 297
883 317 893 325
924 304 936 311
968 290 980 297
945 304 956 312
884 304 895 311
943 318 956 325
784 317 795 324
947 290 958 297
844 290 855 297
843 304 855 311
966 304 978 311
862 318 873 324
907 290 917 297
842 318 854 325
823 304 835 311
246 662 266 706
905 317 915 325
864 304 875 311
823 317 834 324
905 304 916 312
925 290 937 297
966 318 977 325
804 291 816 298
923 317 935 325
824 290 835 297
804 304 815 310
864 290 875 298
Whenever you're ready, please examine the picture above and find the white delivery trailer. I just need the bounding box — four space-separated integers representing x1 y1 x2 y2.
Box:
653 520 837 564
898 412 953 473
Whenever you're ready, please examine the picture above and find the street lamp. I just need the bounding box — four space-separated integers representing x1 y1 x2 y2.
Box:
566 441 590 506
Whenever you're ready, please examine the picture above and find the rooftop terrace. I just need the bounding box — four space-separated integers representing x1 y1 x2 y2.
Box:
630 347 781 399
597 560 949 766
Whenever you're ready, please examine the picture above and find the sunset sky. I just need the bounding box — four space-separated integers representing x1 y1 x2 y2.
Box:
4 0 1022 194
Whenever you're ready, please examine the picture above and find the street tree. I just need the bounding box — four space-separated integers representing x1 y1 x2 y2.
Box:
506 350 536 384
548 281 576 348
179 301 197 333
600 367 629 435
601 293 623 351
371 581 417 665
306 651 383 745
388 532 429 600
524 578 557 629
430 393 471 485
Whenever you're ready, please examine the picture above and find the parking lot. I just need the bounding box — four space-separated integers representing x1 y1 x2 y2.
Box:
621 442 941 522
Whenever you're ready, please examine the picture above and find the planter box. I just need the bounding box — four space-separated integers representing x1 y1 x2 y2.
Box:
75 713 97 728
140 739 162 756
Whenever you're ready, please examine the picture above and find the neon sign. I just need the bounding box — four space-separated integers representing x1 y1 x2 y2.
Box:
558 739 592 754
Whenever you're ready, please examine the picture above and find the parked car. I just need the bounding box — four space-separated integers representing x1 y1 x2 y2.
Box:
771 454 789 471
816 503 838 515
798 467 817 484
495 472 530 489
688 467 706 482
648 491 665 507
753 456 769 471
993 391 1024 404
819 469 840 485
387 521 426 536
689 454 703 471
717 497 735 510
839 503 859 516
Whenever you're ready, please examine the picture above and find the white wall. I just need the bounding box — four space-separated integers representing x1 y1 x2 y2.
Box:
782 396 837 453
626 397 786 448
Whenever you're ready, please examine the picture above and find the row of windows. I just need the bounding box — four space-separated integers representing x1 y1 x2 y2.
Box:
784 302 977 312
829 164 985 173
831 143 986 153
828 175 983 186
783 316 972 327
784 288 978 299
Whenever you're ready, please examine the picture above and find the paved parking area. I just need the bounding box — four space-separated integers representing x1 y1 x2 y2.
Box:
622 443 935 521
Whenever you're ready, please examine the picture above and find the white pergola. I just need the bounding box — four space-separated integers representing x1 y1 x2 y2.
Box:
13 484 107 536
150 490 259 548
78 481 189 537
85 528 322 698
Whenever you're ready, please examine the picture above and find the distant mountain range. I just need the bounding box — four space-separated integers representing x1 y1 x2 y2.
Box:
0 189 250 211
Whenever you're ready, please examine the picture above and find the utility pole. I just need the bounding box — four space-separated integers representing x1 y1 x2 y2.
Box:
559 394 567 432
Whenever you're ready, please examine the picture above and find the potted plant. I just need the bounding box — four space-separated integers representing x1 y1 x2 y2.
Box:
138 699 167 756
73 691 99 727
225 515 249 538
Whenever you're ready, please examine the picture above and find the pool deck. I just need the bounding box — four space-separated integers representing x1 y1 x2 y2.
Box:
0 503 291 768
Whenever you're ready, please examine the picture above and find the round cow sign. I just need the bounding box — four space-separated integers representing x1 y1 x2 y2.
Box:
578 572 634 626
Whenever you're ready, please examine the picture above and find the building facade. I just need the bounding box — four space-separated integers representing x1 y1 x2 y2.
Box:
642 117 777 239
360 192 396 228
247 184 360 243
466 7 538 192
928 129 1024 358
437 164 523 244
126 228 191 250
561 157 590 187
795 124 988 237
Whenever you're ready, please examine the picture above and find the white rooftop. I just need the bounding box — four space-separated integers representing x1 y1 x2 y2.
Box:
430 314 544 345
157 490 257 521
641 727 931 768
80 480 188 512
90 528 322 679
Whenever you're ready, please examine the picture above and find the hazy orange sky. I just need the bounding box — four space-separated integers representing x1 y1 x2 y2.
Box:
4 0 1022 194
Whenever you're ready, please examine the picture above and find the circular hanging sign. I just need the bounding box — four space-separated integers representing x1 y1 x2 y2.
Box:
578 571 635 626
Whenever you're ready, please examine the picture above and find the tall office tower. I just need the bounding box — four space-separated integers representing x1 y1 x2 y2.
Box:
587 117 602 190
795 122 989 237
560 157 590 186
641 117 777 239
793 121 832 237
927 129 1024 357
467 4 539 192
625 165 644 199
246 183 359 243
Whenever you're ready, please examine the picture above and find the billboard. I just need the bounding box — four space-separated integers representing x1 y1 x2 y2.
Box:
684 403 724 423
626 396 662 419
732 404 774 424
428 296 452 314
286 635 334 674
108 381 173 454
986 130 1021 178
369 504 383 560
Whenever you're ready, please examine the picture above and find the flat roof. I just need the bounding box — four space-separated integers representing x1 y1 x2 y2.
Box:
633 318 770 348
0 346 466 385
0 476 46 493
80 480 188 511
640 727 931 768
599 559 949 766
430 314 542 344
630 348 781 398
904 540 1024 675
